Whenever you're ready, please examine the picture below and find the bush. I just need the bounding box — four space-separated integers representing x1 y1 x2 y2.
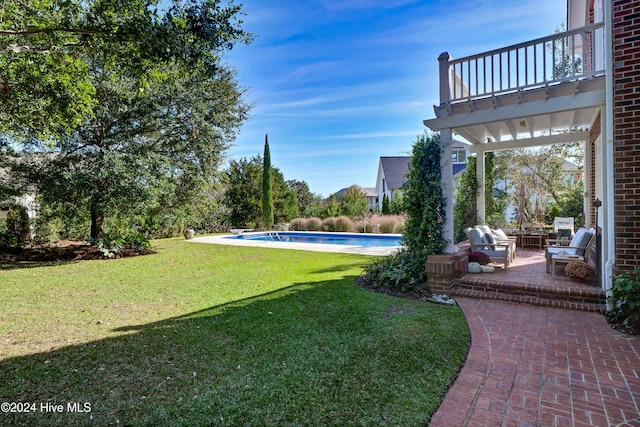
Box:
358 249 426 293
334 216 355 232
290 218 306 231
32 216 64 245
403 132 446 258
6 204 31 247
305 217 323 231
322 217 336 232
608 267 640 335
368 214 404 234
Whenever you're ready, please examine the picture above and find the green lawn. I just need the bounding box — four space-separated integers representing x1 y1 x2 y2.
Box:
0 238 470 426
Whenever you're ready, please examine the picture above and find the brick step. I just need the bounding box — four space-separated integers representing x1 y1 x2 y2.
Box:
453 278 606 313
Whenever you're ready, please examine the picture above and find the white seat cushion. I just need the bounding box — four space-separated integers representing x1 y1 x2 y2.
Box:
492 228 509 241
548 247 578 257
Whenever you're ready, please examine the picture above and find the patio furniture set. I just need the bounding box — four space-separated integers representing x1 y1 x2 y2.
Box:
464 218 596 277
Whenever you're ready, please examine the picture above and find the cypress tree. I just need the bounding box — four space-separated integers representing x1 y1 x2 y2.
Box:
261 135 274 228
382 193 390 215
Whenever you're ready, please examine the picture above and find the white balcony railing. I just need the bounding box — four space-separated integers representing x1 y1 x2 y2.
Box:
439 22 605 105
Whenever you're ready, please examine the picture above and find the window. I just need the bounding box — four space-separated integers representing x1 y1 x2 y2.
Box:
452 149 467 163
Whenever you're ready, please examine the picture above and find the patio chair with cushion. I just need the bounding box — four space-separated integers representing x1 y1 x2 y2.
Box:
477 225 517 260
545 227 596 274
464 227 511 269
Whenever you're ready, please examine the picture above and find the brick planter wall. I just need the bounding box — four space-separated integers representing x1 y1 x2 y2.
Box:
425 246 470 294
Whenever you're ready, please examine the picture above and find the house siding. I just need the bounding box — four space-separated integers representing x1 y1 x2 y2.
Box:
612 0 640 270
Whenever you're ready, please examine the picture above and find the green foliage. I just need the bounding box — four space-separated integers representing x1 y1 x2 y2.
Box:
0 0 252 141
403 132 446 258
261 135 274 228
390 192 405 215
546 181 585 227
453 156 478 243
484 152 506 224
336 185 368 218
287 179 316 216
381 193 390 215
224 156 262 227
223 155 298 228
494 143 583 224
8 63 249 241
6 204 30 247
359 249 427 292
608 267 640 334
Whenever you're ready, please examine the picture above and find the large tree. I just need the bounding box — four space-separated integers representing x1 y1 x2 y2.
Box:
286 179 317 216
223 155 298 228
0 0 251 141
10 63 250 240
494 143 583 224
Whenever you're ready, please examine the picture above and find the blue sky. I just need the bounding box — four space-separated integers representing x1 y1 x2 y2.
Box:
223 0 565 197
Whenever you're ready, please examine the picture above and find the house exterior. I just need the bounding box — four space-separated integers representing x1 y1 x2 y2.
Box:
376 156 410 210
333 185 378 212
376 142 468 210
424 0 636 295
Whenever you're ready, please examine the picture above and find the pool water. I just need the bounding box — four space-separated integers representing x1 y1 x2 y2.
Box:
226 231 402 247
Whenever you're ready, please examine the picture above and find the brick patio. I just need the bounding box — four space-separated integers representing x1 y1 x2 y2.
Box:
429 285 640 426
452 248 606 313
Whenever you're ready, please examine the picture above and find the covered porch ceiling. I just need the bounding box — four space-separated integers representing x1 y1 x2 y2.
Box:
424 75 605 149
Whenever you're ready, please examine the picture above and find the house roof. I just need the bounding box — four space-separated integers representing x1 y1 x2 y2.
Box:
334 185 377 198
380 156 411 190
361 187 377 197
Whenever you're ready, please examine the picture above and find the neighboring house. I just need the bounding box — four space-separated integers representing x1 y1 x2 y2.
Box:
361 187 378 212
0 163 39 221
333 185 379 212
424 0 635 294
376 141 469 210
376 157 410 211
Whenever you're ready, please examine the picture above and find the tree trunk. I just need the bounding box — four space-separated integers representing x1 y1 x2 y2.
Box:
90 203 105 241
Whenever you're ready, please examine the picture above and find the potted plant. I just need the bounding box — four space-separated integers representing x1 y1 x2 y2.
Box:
469 251 491 265
564 261 593 282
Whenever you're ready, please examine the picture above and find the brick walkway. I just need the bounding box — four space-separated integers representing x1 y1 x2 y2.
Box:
429 298 640 426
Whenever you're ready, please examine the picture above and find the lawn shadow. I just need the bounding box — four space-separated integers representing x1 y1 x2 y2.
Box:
0 275 465 426
0 260 76 270
309 261 372 274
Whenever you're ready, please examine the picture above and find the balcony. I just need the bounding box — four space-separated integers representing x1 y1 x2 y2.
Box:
425 23 606 146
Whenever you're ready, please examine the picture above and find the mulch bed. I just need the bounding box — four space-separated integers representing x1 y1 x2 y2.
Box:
0 240 154 263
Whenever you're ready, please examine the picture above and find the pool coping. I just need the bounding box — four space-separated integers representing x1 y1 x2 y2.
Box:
186 232 402 256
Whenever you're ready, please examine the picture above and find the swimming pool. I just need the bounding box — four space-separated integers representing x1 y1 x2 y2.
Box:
227 231 402 247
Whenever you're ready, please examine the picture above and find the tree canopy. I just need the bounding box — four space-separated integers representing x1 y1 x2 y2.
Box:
0 0 251 141
9 62 250 240
223 155 298 228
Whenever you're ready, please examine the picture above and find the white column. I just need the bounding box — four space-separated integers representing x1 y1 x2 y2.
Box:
440 128 458 253
603 0 615 297
476 150 486 223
